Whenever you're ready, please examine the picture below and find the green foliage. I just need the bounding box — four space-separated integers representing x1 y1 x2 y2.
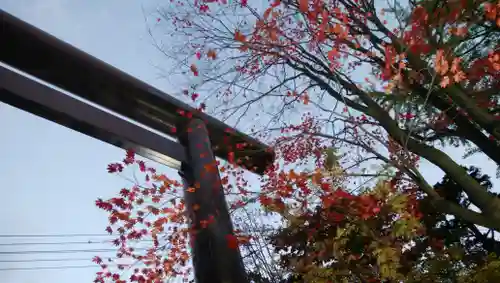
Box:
268 167 500 283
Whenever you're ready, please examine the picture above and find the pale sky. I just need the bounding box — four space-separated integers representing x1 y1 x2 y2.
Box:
0 1 498 283
0 1 179 282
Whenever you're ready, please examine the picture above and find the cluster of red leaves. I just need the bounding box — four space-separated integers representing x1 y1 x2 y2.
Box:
173 0 500 125
97 123 423 282
95 145 260 282
319 183 421 223
387 137 421 168
263 157 421 225
95 0 500 281
275 115 325 165
254 1 498 126
95 150 194 283
469 48 500 82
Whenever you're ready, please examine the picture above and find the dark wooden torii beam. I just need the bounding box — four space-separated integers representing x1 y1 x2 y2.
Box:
0 64 187 169
0 9 275 283
0 9 273 175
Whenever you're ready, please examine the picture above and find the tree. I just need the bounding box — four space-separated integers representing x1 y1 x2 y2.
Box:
94 150 283 283
95 152 500 283
92 0 500 282
266 167 500 283
153 0 500 230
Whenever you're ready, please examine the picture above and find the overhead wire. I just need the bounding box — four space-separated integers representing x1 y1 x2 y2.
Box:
0 248 148 255
0 233 111 238
0 229 258 274
0 264 115 271
0 239 151 246
0 234 159 271
0 257 113 263
0 240 157 272
0 240 114 246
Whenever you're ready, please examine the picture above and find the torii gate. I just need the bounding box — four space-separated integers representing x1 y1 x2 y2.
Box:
0 10 274 283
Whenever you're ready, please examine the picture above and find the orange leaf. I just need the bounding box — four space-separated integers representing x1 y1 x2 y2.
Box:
299 0 308 13
440 76 450 88
159 186 166 194
451 57 461 73
207 49 217 60
161 207 175 214
239 44 249 52
237 235 251 245
303 94 310 105
204 163 217 173
453 71 466 83
226 234 239 249
190 64 199 76
328 48 339 61
312 170 322 185
256 19 265 29
234 30 246 42
269 29 278 41
200 220 209 228
264 7 273 19
317 23 327 42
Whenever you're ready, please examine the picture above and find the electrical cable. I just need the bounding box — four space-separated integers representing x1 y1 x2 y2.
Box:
0 239 151 246
0 257 114 263
0 233 111 238
0 240 111 246
0 248 147 255
0 264 115 271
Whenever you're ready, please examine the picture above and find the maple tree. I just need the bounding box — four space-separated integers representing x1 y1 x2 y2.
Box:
95 149 283 283
264 167 500 283
151 0 500 230
92 0 500 282
95 151 499 282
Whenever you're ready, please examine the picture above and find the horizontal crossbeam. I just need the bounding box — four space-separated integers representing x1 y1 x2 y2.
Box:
0 9 274 175
0 65 186 169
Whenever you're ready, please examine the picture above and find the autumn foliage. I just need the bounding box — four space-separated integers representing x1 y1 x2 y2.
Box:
94 0 500 282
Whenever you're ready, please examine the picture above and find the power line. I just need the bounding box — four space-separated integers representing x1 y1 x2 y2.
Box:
0 225 268 239
0 239 151 246
0 264 112 271
0 240 110 246
0 233 111 238
0 248 147 255
0 257 105 263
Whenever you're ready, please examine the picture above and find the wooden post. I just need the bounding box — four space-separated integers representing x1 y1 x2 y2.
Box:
178 118 248 283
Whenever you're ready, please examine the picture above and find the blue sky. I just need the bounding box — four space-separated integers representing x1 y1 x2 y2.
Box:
0 1 498 283
0 1 180 282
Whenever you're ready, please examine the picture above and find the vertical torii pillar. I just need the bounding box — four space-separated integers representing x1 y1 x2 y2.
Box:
178 118 248 283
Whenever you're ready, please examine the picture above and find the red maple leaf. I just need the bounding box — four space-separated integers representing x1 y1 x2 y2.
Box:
332 189 354 200
226 234 239 249
234 30 246 42
92 256 103 264
107 163 124 173
299 0 308 13
137 160 146 172
190 64 199 76
207 49 217 60
105 226 113 234
191 93 199 101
